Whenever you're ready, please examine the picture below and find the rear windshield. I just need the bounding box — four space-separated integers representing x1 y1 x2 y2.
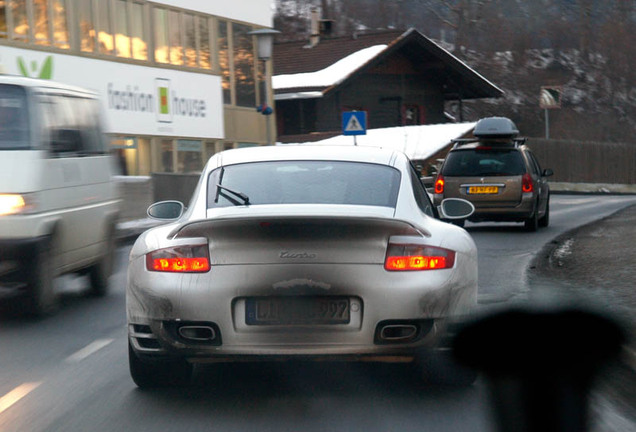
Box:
0 84 30 150
442 149 526 176
208 160 401 208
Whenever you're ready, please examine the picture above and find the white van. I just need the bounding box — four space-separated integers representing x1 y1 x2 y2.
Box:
0 76 120 315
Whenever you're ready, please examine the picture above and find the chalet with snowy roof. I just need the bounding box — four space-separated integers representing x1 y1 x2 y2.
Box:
273 27 503 144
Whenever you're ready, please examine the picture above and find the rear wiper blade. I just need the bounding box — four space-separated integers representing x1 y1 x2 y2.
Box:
216 184 250 205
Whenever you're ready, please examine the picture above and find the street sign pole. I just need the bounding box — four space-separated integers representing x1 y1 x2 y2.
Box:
545 108 549 139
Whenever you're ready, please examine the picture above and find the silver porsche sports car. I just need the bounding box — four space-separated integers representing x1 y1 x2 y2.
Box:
127 145 478 387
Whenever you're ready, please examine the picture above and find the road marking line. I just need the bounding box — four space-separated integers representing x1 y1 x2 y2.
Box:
65 338 114 363
0 382 42 414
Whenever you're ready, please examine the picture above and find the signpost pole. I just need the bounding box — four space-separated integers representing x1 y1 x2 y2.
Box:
545 108 549 139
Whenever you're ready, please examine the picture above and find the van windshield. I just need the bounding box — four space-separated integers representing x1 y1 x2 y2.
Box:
0 85 30 150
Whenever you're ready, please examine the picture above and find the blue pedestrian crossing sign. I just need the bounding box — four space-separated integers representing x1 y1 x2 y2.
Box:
342 111 367 136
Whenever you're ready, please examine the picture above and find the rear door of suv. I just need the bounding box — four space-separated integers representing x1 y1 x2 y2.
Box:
441 147 526 208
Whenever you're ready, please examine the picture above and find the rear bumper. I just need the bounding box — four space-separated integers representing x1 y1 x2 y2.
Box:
127 255 477 361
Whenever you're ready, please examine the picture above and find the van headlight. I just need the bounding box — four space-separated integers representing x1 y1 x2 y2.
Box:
0 194 36 216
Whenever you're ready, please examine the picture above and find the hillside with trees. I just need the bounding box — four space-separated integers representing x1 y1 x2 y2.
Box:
274 0 635 143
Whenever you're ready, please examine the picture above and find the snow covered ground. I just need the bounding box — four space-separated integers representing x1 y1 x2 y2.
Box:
278 122 477 161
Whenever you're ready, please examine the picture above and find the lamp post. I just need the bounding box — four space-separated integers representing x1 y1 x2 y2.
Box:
249 28 280 145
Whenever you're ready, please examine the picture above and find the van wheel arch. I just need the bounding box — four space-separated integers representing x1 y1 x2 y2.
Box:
87 217 118 297
23 228 60 316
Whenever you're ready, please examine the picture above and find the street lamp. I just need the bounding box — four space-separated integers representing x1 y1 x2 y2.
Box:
249 28 280 145
249 28 280 60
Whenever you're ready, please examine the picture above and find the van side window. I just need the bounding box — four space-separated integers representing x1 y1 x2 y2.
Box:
76 98 105 153
39 93 104 157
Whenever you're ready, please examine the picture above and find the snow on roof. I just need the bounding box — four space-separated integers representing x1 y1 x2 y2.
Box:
273 45 387 90
278 122 477 161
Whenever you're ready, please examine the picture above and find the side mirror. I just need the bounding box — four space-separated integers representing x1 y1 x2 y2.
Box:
438 198 475 220
147 200 185 220
543 168 554 177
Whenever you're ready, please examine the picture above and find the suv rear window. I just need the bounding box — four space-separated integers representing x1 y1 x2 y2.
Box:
442 149 526 177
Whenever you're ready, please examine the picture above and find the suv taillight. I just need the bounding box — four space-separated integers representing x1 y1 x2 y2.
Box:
434 174 445 194
522 173 533 193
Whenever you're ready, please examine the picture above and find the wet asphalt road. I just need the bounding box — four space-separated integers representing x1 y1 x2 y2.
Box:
0 194 635 432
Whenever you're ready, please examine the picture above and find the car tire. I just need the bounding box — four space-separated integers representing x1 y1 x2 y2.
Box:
524 205 539 232
415 349 478 387
128 341 193 389
88 223 116 297
24 237 58 317
538 198 550 228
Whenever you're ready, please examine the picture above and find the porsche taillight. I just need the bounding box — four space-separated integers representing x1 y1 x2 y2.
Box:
146 245 210 273
434 174 445 194
384 244 456 271
522 173 533 193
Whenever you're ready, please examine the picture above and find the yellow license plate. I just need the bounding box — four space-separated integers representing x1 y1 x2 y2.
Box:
468 186 499 194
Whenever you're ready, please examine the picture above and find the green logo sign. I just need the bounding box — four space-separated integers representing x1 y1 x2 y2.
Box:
158 86 169 114
17 56 54 79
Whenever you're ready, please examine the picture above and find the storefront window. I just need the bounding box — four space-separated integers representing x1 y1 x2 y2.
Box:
34 0 50 45
115 0 130 58
218 20 231 104
97 0 113 54
233 23 256 107
130 2 147 60
199 16 211 69
138 138 151 175
168 10 182 65
160 140 174 172
184 13 196 67
79 0 95 52
12 1 28 41
52 0 69 49
111 137 137 176
153 8 168 63
177 140 202 173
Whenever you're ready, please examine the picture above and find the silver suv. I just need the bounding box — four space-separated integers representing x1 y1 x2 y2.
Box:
433 117 553 231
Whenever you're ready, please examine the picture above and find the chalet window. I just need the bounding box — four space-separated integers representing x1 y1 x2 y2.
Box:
403 104 424 125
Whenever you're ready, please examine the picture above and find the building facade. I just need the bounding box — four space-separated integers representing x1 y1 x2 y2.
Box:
273 28 503 144
0 0 275 175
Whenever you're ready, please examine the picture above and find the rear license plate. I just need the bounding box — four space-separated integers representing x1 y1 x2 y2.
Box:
246 297 350 325
468 186 499 194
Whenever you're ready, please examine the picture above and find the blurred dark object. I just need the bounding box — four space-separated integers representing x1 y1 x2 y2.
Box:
453 305 625 432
